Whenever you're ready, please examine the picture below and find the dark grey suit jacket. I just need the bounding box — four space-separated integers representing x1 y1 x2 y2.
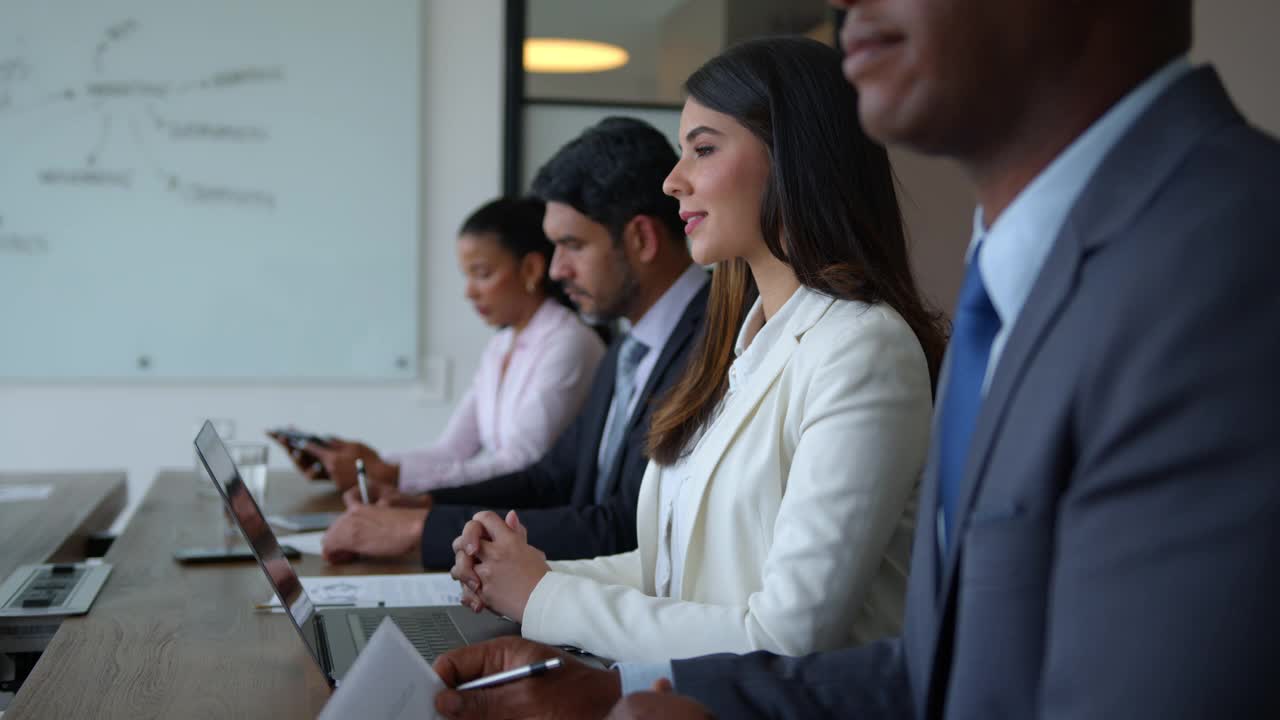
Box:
419 282 708 569
672 68 1280 718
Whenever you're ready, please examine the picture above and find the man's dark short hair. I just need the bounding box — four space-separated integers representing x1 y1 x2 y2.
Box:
531 117 685 243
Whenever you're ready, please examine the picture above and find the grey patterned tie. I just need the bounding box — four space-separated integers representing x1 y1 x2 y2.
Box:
596 334 650 502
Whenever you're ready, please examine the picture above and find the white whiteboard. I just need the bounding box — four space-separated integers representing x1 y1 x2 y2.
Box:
0 0 420 379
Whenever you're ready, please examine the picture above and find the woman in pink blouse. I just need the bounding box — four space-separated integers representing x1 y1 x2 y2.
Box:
273 197 605 494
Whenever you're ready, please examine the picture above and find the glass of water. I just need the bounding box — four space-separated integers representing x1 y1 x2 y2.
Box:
226 441 270 511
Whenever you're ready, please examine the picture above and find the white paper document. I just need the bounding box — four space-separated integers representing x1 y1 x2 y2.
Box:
260 573 462 611
277 531 326 556
0 484 54 503
319 617 447 720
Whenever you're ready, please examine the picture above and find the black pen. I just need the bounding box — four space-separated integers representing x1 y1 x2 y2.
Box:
456 658 563 690
355 458 371 504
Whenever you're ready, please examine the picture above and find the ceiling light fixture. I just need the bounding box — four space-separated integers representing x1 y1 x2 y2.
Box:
524 38 629 74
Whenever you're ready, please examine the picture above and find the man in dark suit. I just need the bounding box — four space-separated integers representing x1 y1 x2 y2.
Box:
428 1 1280 717
320 118 709 569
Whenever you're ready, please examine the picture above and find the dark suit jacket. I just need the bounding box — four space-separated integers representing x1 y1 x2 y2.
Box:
419 282 709 569
672 68 1280 718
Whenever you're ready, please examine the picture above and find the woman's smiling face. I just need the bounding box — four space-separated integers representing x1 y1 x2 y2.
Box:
663 98 773 266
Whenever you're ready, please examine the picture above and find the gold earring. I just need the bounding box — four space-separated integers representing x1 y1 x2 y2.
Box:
526 280 536 293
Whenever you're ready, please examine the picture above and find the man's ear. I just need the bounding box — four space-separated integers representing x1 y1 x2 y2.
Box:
625 215 662 264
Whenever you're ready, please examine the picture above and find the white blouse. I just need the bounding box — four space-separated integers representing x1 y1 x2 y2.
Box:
387 299 605 492
653 286 806 598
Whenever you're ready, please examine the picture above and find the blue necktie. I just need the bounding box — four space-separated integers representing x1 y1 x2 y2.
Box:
938 245 1001 547
596 334 649 502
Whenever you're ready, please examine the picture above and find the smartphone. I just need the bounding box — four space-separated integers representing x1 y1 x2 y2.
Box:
268 428 333 449
267 428 334 481
173 545 301 564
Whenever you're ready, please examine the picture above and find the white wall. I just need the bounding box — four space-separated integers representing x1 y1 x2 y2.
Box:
0 0 505 533
1192 0 1280 135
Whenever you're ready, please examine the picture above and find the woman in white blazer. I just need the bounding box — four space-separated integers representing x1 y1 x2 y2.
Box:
448 37 947 662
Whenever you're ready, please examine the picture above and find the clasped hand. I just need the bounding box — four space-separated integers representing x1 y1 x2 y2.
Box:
450 510 549 623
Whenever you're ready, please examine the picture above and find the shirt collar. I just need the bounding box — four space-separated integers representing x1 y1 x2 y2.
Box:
729 285 825 392
629 264 709 352
972 56 1193 329
734 285 807 358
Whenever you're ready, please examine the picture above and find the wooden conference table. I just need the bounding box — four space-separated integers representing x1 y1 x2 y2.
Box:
0 471 126 582
6 470 424 719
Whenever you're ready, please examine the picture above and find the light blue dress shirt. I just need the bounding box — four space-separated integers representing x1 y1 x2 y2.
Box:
618 56 1194 698
976 57 1191 384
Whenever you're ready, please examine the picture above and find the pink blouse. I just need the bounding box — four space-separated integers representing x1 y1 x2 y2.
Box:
387 299 605 493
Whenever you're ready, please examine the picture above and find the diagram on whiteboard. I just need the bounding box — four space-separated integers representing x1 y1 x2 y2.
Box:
0 1 420 380
0 17 282 239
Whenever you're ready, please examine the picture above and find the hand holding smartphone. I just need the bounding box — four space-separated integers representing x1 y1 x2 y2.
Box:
268 427 333 449
267 427 335 481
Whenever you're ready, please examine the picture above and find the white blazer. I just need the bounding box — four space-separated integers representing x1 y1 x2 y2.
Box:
521 288 934 662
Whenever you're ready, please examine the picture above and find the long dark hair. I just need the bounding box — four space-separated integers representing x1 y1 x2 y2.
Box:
459 196 571 309
648 36 947 465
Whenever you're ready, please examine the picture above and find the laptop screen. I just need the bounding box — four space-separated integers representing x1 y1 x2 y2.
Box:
193 420 327 675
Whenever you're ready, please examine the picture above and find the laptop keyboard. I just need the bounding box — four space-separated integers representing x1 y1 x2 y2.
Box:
357 611 464 660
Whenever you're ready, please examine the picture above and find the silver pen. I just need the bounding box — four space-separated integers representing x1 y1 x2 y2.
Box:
456 658 563 691
355 458 371 504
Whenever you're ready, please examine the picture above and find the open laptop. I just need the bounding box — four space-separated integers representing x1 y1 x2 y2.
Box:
194 420 518 687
